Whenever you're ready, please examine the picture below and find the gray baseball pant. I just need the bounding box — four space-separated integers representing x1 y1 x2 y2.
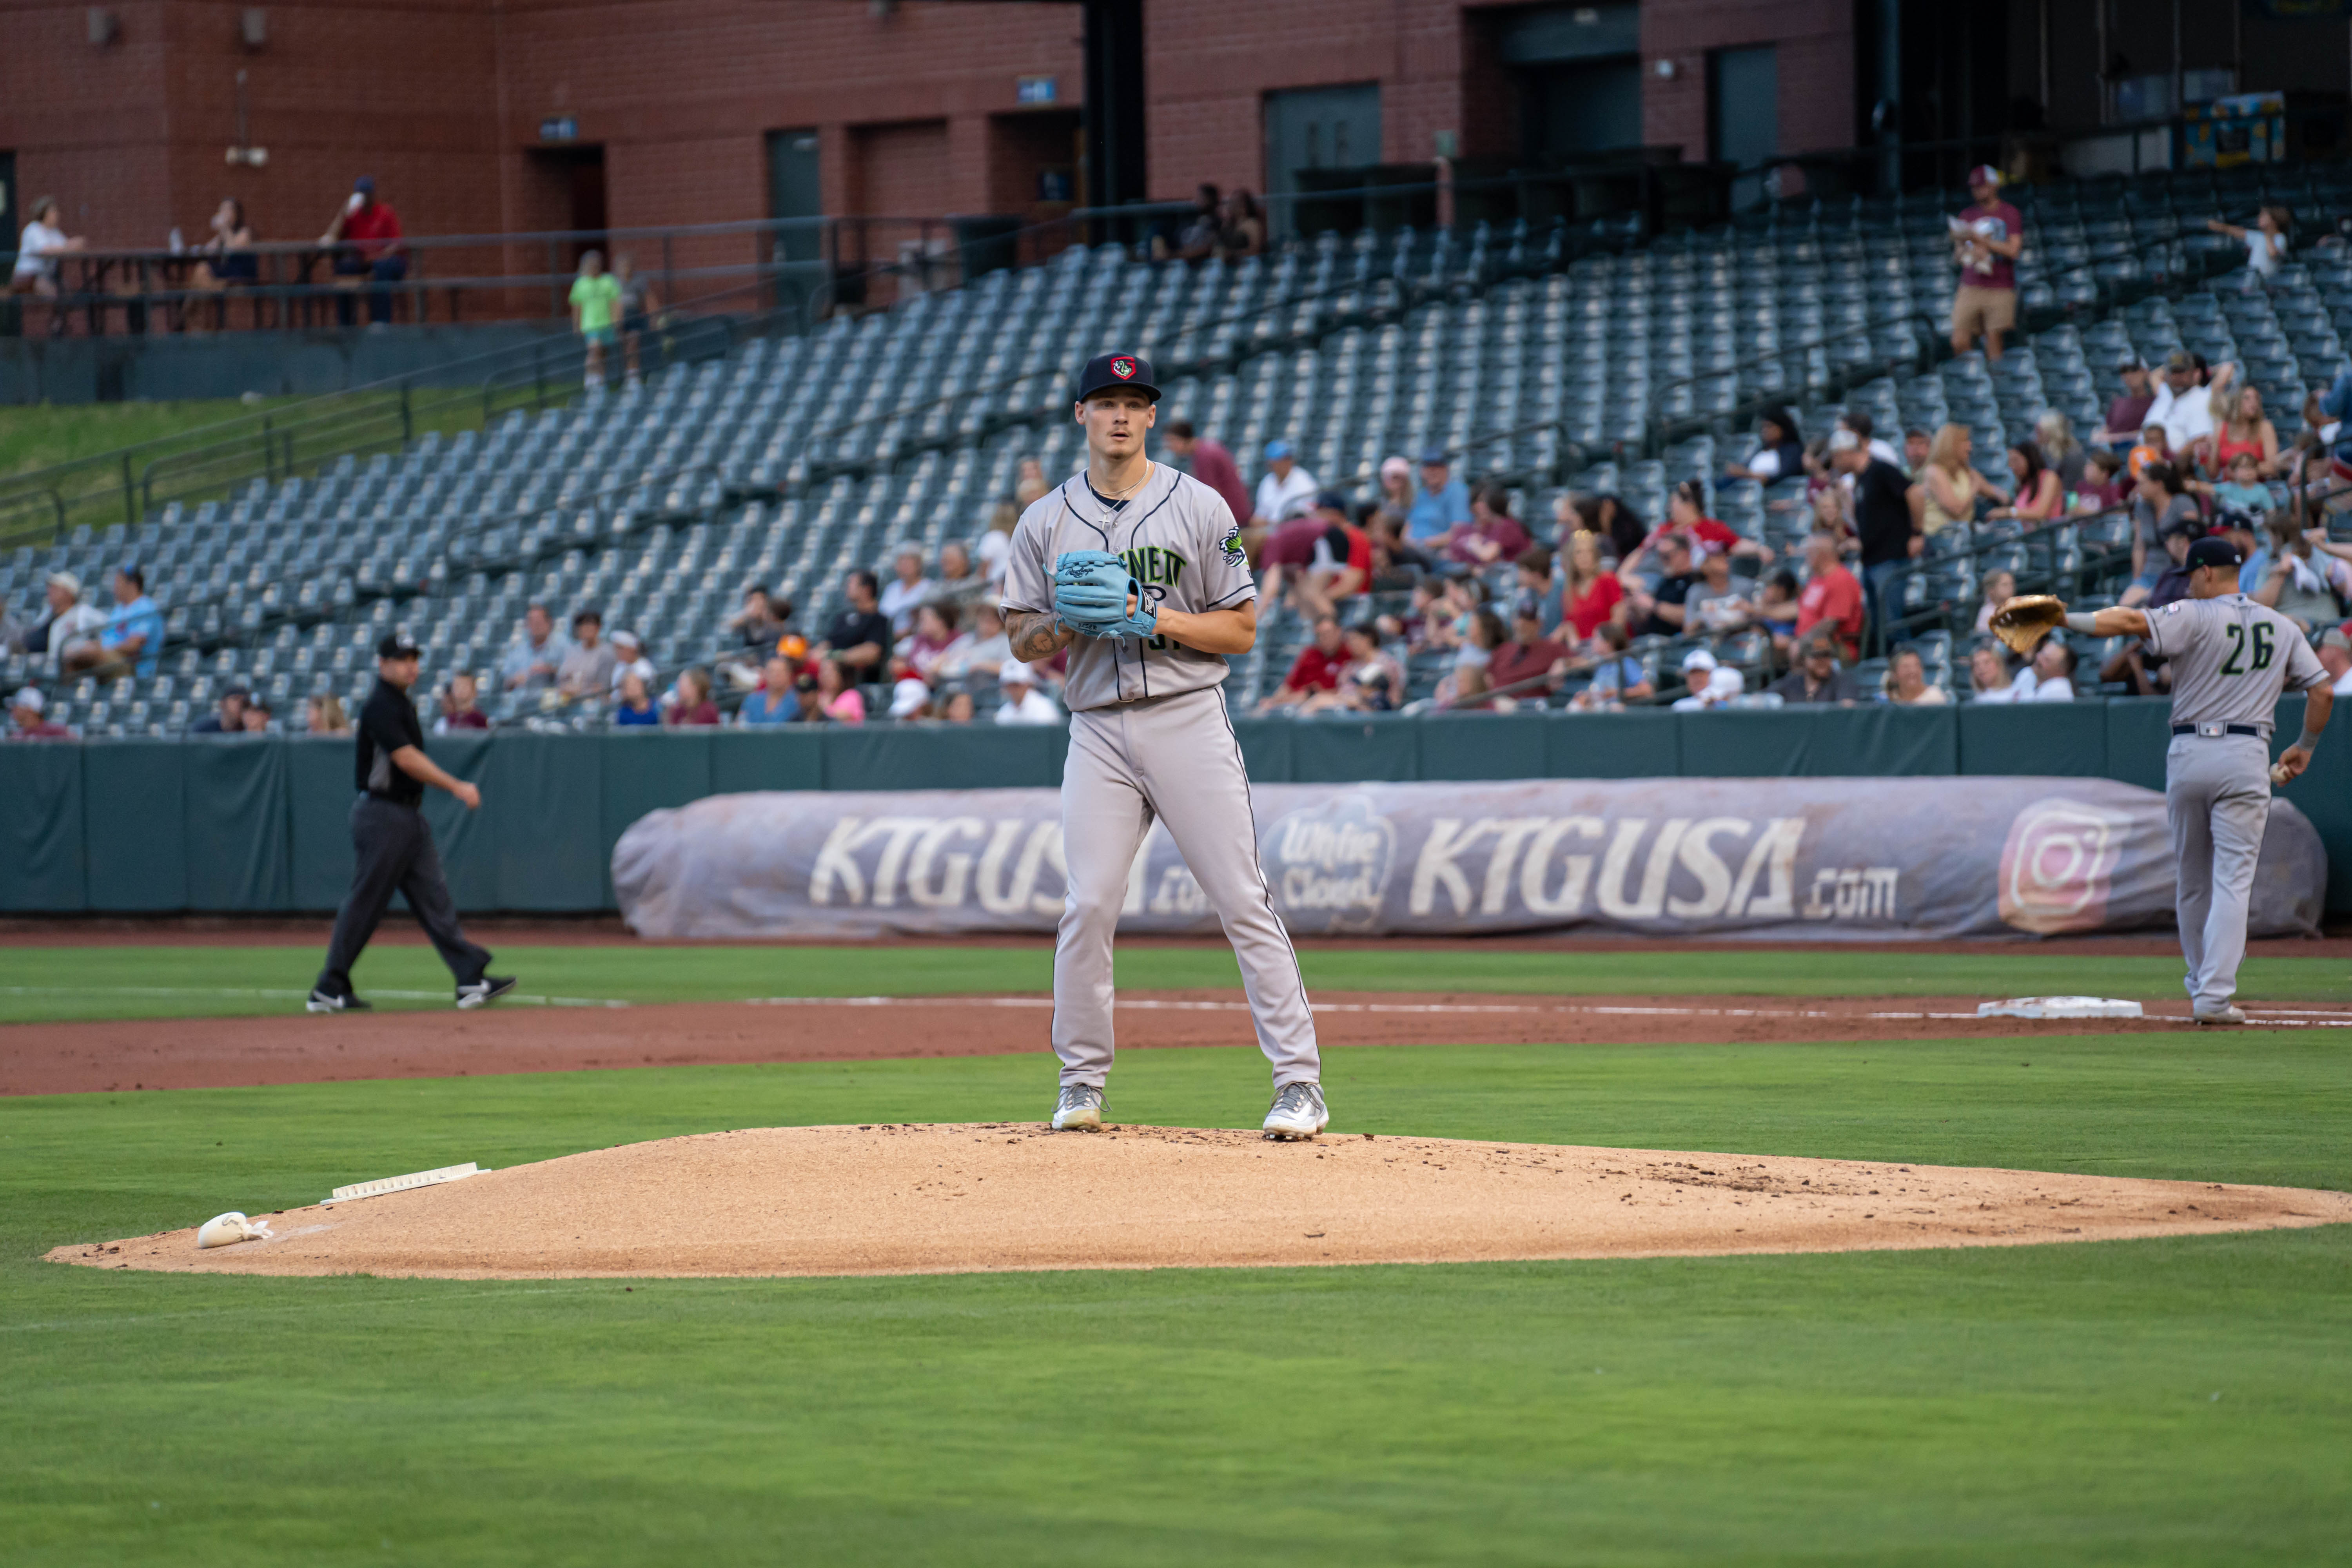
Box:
2165 734 2271 1014
1053 684 1320 1091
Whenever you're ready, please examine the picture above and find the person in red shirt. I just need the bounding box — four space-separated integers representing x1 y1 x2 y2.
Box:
1259 495 1370 620
1256 616 1347 711
1446 485 1533 566
1950 164 2024 361
1559 527 1625 647
1793 530 1865 662
1160 420 1253 530
319 176 407 327
1485 608 1569 700
8 686 72 739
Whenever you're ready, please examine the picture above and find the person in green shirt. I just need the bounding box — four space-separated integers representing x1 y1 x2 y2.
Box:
569 249 622 390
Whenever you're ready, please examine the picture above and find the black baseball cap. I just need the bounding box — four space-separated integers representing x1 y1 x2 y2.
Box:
376 631 421 660
2187 537 2243 573
1074 352 1159 403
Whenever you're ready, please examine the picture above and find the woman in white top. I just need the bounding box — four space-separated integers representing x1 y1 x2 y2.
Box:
1883 646 1948 705
10 196 85 336
1967 642 2022 703
2209 205 2289 285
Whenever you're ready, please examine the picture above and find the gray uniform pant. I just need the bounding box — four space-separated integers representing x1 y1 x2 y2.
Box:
1054 685 1319 1091
2165 734 2270 1013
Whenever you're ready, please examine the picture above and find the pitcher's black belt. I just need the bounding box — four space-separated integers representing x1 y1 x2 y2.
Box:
2172 722 2268 738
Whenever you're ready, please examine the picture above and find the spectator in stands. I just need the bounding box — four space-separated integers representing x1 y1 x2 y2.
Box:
9 686 72 740
1916 425 1980 537
665 667 720 727
1160 419 1253 525
1218 191 1267 260
1440 610 1506 706
1375 456 1416 532
2149 352 2227 457
887 677 933 722
2011 638 2077 702
9 196 84 338
613 254 657 386
1650 479 1753 564
1251 440 1319 535
241 699 276 733
1683 546 1753 637
1487 607 1570 700
24 571 107 672
2096 358 2158 447
879 547 934 636
2077 448 2129 512
558 610 617 701
1724 407 1805 483
1014 456 1051 511
2250 515 2352 636
1448 485 1532 568
1795 531 1864 662
307 693 351 734
434 671 489 732
1259 496 1366 619
2123 462 2200 607
938 685 978 724
613 670 660 727
1882 646 1947 706
318 176 405 328
1315 624 1405 714
1901 428 1932 479
1558 529 1626 648
191 686 250 734
737 654 799 725
921 541 987 616
1972 568 2019 636
1838 411 1904 470
2207 384 2280 479
1769 629 1862 705
1365 510 1433 582
1569 623 1652 710
818 570 892 678
995 662 1062 725
1754 568 1802 670
1834 428 1918 653
2127 422 2170 482
1949 165 2023 361
569 250 621 391
900 603 971 684
500 603 569 692
978 506 1018 584
1968 641 2021 702
1510 545 1553 625
1628 529 1700 638
1259 616 1349 712
2316 626 2352 697
1407 449 1474 546
726 585 789 663
189 198 258 309
1989 441 2063 523
1159 185 1221 263
608 630 655 696
813 656 866 723
2034 412 2087 491
2207 449 2275 519
2208 204 2291 285
934 603 1010 687
67 566 163 678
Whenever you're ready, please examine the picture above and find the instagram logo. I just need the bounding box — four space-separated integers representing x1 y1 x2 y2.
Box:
1998 799 2131 934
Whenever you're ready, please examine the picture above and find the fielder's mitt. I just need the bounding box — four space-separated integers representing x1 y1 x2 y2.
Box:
1053 549 1158 639
1988 593 2067 656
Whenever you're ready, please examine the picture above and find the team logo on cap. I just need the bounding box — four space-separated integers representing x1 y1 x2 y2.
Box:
1110 357 1136 381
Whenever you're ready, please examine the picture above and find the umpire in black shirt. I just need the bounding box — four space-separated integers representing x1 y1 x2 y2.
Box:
309 632 515 1012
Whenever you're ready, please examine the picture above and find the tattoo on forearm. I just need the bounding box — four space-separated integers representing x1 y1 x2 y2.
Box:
1007 611 1067 663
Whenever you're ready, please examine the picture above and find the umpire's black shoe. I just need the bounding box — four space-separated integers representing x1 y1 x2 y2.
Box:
456 975 518 1010
307 989 372 1013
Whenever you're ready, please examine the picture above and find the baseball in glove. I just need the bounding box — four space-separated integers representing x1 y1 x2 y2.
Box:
1988 593 2067 656
1053 550 1158 639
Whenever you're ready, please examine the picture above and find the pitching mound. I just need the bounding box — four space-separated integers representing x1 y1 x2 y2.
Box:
53 1124 2352 1280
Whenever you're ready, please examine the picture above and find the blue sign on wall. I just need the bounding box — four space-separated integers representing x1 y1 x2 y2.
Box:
540 116 579 142
1016 76 1057 105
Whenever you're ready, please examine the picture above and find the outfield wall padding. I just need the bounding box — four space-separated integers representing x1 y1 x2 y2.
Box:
3 695 2344 916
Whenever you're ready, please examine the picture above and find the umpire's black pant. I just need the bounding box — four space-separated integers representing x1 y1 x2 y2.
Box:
317 795 490 996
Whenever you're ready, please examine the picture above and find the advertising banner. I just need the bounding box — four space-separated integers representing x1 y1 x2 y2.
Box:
612 778 2327 941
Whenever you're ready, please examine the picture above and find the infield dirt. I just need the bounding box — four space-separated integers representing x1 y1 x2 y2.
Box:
55 1122 2352 1279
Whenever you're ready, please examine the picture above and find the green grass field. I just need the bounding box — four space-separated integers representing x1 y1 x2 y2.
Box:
5 943 2351 1564
4 940 2350 1022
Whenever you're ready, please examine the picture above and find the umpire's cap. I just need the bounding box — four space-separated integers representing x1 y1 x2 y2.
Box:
2186 537 2243 574
1074 352 1159 403
376 630 421 660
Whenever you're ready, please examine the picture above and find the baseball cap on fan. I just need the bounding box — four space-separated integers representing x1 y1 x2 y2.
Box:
376 631 421 661
1967 164 2001 189
1074 352 1159 403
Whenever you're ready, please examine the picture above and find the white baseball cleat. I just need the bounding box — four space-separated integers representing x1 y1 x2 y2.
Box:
1051 1085 1104 1131
2192 1004 2247 1026
1262 1082 1329 1140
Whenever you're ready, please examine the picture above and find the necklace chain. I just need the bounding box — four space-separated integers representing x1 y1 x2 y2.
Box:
1093 460 1152 503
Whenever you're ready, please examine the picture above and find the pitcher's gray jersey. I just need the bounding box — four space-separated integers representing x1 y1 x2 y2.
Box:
1001 465 1256 711
2143 593 2328 726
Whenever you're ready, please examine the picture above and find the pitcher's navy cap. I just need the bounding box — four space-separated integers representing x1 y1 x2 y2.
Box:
1074 352 1159 402
376 630 421 660
2187 537 2243 573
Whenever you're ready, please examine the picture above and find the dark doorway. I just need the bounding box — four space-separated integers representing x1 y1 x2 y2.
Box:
766 129 822 265
1709 45 1779 209
1265 82 1382 237
527 145 607 264
1521 60 1643 160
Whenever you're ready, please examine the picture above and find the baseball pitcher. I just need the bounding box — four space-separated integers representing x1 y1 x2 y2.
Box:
1001 352 1326 1137
1991 535 2333 1022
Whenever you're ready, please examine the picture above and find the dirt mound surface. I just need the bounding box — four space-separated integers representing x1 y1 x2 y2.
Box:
15 991 2340 1098
55 1123 2352 1280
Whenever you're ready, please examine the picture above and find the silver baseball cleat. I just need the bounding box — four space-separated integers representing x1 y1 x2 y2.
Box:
1051 1084 1104 1131
1262 1081 1328 1140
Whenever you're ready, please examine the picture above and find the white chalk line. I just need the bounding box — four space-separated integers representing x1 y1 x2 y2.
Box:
0 985 626 1009
746 995 2352 1028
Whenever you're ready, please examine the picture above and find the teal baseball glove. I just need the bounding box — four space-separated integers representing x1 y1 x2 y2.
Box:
1053 550 1157 639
